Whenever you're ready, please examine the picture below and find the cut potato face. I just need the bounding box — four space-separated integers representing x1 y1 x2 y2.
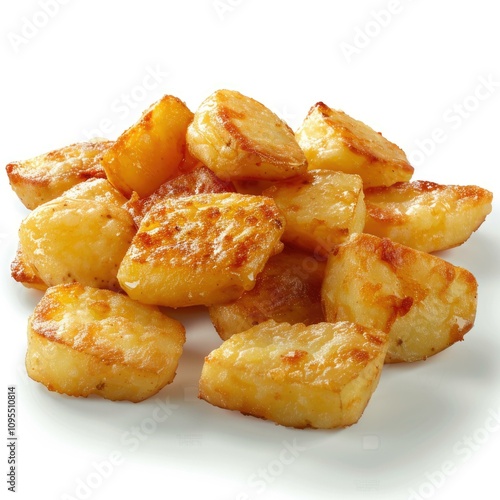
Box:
26 283 185 402
6 139 111 209
199 320 389 429
16 179 136 291
118 192 285 307
209 246 325 340
364 180 493 253
322 233 478 363
296 102 413 187
186 89 307 181
102 95 194 198
125 166 235 227
263 170 365 256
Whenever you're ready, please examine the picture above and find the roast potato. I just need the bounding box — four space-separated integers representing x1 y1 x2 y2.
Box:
15 179 135 291
186 89 307 181
321 233 478 363
364 180 493 253
263 169 365 256
125 166 235 227
199 319 389 428
26 283 185 402
6 139 111 209
209 246 325 340
295 102 413 187
102 95 194 197
118 192 285 307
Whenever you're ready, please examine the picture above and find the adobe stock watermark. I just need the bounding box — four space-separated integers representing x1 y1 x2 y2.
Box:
408 74 499 167
407 406 500 500
7 0 72 54
60 396 179 500
82 64 170 140
213 0 245 21
339 0 417 64
235 439 307 499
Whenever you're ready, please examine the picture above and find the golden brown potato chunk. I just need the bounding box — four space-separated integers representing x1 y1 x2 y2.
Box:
263 170 365 256
186 89 307 181
296 102 413 187
364 180 493 253
199 320 389 428
5 139 111 209
322 233 478 363
26 283 185 402
118 192 285 307
209 246 325 340
16 179 136 291
125 166 235 227
102 95 194 198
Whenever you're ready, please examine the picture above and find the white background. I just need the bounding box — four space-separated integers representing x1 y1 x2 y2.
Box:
1 1 499 499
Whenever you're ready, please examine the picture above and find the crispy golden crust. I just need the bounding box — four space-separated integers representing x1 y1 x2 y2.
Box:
199 320 389 428
118 192 285 307
316 102 409 164
16 179 136 291
364 180 493 252
209 246 325 340
6 140 111 209
296 102 413 187
102 95 194 198
187 89 307 181
125 166 235 227
322 233 478 363
26 283 185 402
263 169 365 256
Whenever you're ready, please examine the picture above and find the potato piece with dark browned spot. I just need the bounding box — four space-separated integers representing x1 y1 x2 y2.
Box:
296 102 413 187
209 246 325 340
6 139 112 209
118 192 285 307
263 169 365 256
102 95 194 198
16 179 136 291
199 320 389 428
125 166 235 227
364 180 493 253
187 89 307 182
26 283 185 402
321 233 478 363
